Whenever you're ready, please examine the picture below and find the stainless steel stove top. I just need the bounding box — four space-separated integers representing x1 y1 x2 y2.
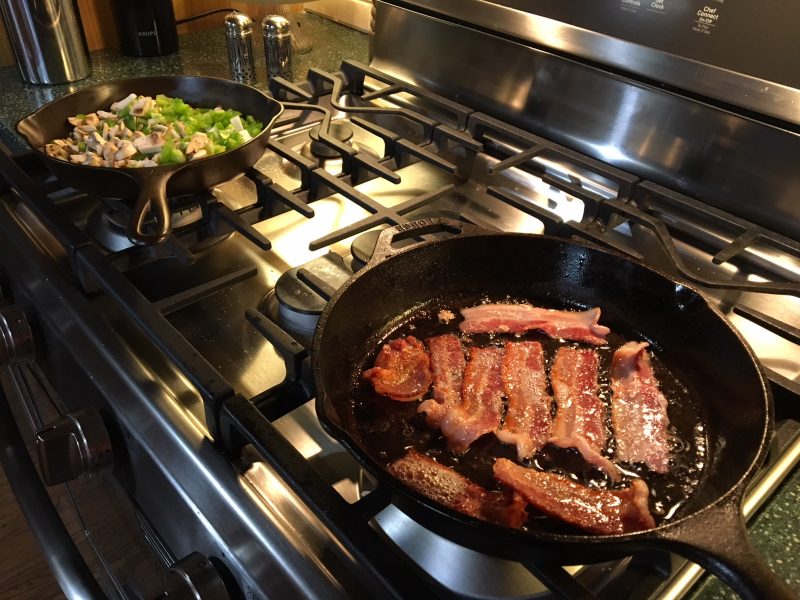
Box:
1 31 799 599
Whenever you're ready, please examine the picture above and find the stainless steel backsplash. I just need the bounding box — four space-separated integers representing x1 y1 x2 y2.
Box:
371 2 800 242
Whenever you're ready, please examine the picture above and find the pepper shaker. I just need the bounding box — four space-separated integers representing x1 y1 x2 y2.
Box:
224 12 257 85
262 15 293 81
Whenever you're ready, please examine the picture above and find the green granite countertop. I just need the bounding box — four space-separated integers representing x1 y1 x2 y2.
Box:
0 12 367 153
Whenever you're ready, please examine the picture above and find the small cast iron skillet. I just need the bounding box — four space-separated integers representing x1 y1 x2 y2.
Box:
17 76 283 245
313 218 796 600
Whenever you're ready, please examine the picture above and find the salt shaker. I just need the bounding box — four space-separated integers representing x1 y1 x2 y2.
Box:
262 15 293 81
224 12 257 85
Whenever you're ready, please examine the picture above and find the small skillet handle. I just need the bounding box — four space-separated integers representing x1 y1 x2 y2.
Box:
370 217 490 265
655 494 797 600
127 170 172 245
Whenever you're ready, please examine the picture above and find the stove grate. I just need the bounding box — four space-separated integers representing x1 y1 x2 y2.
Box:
247 165 315 218
470 112 640 201
219 394 621 600
635 181 800 284
595 197 800 296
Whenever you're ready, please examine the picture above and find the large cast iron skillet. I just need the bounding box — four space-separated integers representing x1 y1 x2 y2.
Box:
314 218 796 599
17 76 283 245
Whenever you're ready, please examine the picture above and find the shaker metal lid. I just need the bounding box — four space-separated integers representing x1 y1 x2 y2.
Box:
262 15 291 37
225 11 254 35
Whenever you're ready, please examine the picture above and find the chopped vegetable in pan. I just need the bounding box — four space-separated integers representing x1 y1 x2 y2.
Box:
44 93 264 168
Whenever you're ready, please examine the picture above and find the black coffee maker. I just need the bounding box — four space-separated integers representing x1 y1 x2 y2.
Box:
116 0 179 57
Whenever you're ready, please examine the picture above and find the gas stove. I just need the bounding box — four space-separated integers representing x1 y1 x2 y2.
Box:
1 3 800 599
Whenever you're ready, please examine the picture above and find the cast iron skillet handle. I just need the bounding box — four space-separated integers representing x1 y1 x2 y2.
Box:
370 217 490 265
654 494 797 600
127 170 172 245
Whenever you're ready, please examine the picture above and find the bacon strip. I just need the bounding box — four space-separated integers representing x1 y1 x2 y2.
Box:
459 303 610 345
551 347 606 450
611 342 671 472
417 335 465 428
363 336 432 401
389 450 528 528
493 459 655 534
550 347 620 479
496 341 552 460
439 346 505 454
549 436 622 481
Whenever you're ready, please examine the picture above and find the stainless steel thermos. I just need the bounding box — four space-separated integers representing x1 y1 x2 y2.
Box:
0 0 91 84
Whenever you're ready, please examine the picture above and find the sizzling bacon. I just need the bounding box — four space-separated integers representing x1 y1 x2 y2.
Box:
551 347 606 451
417 335 465 428
459 303 610 345
496 341 552 460
439 346 505 454
549 435 622 481
550 347 618 478
389 449 528 528
611 342 671 472
493 459 656 534
363 336 432 401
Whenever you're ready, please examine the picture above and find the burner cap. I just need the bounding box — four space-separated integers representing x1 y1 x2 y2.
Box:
172 204 203 228
274 253 352 333
308 121 354 158
86 207 133 252
258 290 314 349
87 201 204 251
291 120 382 179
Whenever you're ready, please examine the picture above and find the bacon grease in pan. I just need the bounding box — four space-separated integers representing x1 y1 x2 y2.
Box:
353 300 707 533
459 303 610 345
611 342 671 472
389 449 528 528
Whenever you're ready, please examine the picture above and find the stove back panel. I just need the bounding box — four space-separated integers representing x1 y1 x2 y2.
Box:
371 2 800 242
384 0 800 124
487 0 800 89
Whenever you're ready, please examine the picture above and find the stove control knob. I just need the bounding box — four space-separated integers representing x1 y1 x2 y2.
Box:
35 407 113 486
0 306 34 366
160 552 231 599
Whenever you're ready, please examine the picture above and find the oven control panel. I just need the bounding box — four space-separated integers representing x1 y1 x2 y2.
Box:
501 0 799 87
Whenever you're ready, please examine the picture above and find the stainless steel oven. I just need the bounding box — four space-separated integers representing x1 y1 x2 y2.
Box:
1 2 799 598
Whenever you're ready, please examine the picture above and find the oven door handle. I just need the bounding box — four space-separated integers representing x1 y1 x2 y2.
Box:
0 378 106 600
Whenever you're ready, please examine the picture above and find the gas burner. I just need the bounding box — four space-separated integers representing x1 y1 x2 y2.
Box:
172 205 204 228
307 121 354 159
279 119 382 180
86 206 137 252
86 203 204 252
263 253 353 342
